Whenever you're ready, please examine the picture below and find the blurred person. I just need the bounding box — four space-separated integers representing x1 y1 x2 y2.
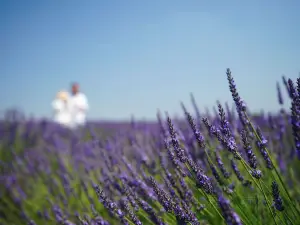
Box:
69 82 89 128
52 91 72 127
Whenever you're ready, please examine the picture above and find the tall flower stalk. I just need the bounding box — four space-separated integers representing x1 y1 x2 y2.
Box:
226 68 299 216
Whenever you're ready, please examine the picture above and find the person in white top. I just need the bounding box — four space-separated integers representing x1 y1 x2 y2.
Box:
69 82 89 128
52 91 72 127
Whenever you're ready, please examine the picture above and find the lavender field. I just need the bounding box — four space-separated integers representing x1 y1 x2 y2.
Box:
1 69 300 225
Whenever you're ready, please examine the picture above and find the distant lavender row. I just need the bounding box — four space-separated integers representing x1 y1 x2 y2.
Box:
0 69 299 225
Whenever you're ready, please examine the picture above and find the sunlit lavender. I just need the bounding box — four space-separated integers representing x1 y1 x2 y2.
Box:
1 69 300 225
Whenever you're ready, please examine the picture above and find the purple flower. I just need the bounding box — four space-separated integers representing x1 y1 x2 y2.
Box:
288 79 300 159
240 129 258 170
215 152 230 179
226 68 246 113
231 159 244 183
256 127 273 169
276 82 284 105
167 117 188 163
271 181 284 211
218 195 242 225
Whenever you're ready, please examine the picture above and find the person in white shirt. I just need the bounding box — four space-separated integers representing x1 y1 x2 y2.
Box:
69 82 89 128
52 91 72 127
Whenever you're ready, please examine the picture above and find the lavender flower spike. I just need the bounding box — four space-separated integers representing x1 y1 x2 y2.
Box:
215 152 230 179
276 81 284 105
218 195 243 225
226 68 246 112
167 117 188 163
256 127 273 169
288 79 300 159
271 181 284 211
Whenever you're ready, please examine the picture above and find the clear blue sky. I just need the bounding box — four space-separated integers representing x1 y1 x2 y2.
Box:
1 0 299 120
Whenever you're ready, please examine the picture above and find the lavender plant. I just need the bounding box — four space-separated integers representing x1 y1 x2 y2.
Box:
1 69 300 225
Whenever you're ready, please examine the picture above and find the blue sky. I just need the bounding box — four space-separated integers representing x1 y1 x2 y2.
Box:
1 0 299 120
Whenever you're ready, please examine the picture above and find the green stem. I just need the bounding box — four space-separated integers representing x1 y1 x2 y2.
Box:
284 211 296 225
203 208 214 217
239 158 278 225
231 199 254 225
204 148 227 185
136 211 155 225
258 180 279 225
269 172 298 218
184 162 225 222
124 217 136 225
244 112 298 213
204 190 225 222
273 168 300 215
274 212 288 225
